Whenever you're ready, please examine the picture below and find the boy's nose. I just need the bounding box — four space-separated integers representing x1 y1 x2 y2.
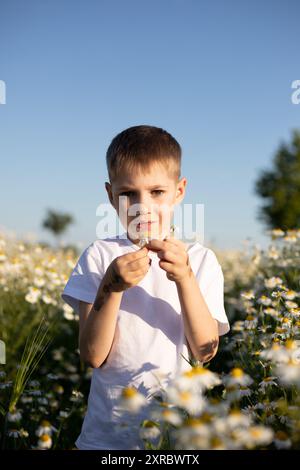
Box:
134 199 152 215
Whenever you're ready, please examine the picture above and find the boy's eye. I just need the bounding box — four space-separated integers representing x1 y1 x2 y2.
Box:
119 190 165 197
152 190 165 196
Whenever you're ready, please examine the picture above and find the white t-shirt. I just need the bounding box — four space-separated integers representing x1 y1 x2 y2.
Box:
61 232 230 450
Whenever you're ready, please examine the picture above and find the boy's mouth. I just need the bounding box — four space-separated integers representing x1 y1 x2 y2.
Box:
136 221 156 232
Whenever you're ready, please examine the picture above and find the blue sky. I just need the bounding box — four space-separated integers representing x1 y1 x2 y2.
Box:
0 0 299 250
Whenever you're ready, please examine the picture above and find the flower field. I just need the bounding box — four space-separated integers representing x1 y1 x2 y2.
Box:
0 229 300 449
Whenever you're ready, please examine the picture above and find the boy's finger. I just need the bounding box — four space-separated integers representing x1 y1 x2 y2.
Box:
125 246 149 261
163 236 187 251
145 239 165 251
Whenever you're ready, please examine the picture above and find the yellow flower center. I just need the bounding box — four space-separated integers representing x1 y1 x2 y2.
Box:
179 391 191 401
185 418 202 427
275 431 288 441
285 339 296 350
41 420 51 427
122 387 137 399
231 368 244 378
250 428 263 438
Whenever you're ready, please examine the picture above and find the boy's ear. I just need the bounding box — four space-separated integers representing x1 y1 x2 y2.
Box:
175 177 187 205
105 182 115 208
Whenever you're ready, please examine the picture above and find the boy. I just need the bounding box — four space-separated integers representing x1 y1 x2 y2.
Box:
62 125 230 450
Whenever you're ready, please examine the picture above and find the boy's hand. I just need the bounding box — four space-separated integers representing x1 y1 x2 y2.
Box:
105 246 151 292
146 237 192 283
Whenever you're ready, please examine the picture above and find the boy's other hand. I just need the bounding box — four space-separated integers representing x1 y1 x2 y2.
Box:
145 238 192 283
106 246 151 292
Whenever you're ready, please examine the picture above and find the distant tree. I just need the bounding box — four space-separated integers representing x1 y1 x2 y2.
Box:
254 130 300 231
42 209 74 247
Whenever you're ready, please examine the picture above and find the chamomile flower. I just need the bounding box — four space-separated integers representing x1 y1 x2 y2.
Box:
173 418 211 449
166 387 206 415
7 409 22 422
244 315 258 329
151 404 183 426
240 290 255 300
7 429 21 438
285 300 298 309
258 377 278 392
36 420 57 437
53 384 64 394
37 433 52 449
271 229 285 239
263 307 279 317
267 245 280 259
175 366 221 391
274 431 292 449
282 290 298 300
63 304 76 320
233 426 274 448
276 359 300 386
25 286 41 304
224 368 253 387
139 420 161 441
120 387 147 413
264 277 283 289
258 295 272 306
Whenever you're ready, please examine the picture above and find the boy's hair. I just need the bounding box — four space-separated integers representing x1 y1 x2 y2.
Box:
106 125 181 183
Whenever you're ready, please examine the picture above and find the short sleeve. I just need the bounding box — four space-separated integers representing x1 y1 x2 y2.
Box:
195 249 230 336
61 244 105 315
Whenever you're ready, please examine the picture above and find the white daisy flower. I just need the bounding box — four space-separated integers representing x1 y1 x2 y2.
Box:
120 387 147 413
173 418 211 449
267 246 280 260
7 429 21 438
241 290 255 300
7 409 22 422
244 315 258 329
233 425 273 448
263 307 279 317
271 229 285 238
264 277 283 289
258 377 278 392
285 300 298 309
35 420 57 437
25 287 41 304
151 405 183 426
224 368 253 387
33 277 45 288
215 410 251 432
37 433 52 449
258 295 272 306
274 431 292 449
282 290 298 300
139 420 161 441
276 360 300 386
175 366 221 391
166 387 206 415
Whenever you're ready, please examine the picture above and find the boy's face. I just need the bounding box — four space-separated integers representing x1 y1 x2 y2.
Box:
105 163 187 244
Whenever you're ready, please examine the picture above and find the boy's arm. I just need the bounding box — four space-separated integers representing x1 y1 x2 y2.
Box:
79 271 124 368
78 247 151 368
146 238 220 364
176 271 219 364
